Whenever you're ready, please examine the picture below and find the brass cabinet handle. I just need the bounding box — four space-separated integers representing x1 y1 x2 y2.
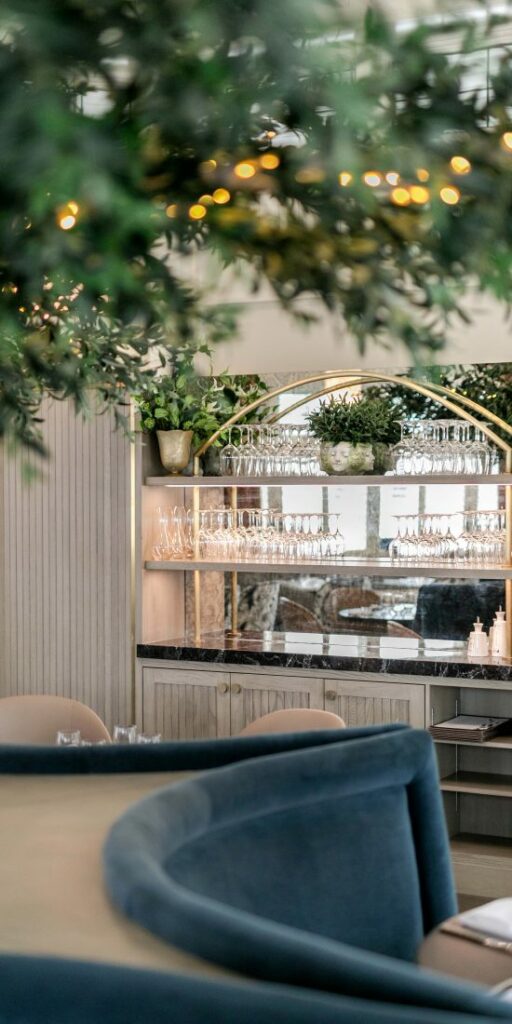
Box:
231 682 242 694
217 682 229 694
325 689 337 701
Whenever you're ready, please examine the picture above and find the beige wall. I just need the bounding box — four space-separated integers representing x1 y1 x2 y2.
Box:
184 253 512 375
0 400 132 730
210 291 512 376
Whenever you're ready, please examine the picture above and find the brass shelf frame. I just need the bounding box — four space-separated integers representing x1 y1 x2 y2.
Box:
188 370 512 650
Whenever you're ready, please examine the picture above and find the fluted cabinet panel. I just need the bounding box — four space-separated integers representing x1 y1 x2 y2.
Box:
324 678 425 729
0 399 132 731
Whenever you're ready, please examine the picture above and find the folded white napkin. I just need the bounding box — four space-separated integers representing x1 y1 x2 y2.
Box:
459 899 512 942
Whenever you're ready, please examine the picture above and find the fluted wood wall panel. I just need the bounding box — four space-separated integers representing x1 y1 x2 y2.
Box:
0 399 132 730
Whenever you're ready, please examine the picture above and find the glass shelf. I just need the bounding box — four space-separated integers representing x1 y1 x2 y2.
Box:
145 474 512 487
144 558 512 579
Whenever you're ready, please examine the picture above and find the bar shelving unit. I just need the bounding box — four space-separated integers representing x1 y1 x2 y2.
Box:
137 369 512 898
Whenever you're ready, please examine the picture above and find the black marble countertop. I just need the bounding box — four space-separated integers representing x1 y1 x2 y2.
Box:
137 631 512 682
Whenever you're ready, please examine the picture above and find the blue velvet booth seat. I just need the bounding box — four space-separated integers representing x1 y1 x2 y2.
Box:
0 954 509 1024
0 724 403 774
104 728 512 1020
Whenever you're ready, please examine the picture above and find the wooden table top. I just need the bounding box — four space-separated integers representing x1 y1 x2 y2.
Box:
419 917 512 989
0 772 231 978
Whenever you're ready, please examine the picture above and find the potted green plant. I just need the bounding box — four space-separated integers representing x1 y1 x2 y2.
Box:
307 394 400 475
136 339 272 474
135 343 222 474
200 374 271 475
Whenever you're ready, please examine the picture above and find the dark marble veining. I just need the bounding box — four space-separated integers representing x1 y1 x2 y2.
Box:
137 631 512 682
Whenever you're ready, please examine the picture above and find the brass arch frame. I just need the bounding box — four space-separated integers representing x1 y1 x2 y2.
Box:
192 370 512 652
268 378 512 451
194 371 512 460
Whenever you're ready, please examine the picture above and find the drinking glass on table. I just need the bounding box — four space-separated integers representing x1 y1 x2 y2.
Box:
113 724 138 744
56 730 81 746
136 733 162 744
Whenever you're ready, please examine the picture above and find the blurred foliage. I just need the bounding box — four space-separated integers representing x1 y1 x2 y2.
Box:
366 363 512 438
4 1 512 449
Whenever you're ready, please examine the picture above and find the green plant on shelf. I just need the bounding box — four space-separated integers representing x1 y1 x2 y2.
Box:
307 395 401 446
307 394 401 474
205 373 273 447
135 341 271 450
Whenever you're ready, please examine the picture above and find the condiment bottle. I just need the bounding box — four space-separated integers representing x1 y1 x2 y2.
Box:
467 618 489 657
491 607 508 658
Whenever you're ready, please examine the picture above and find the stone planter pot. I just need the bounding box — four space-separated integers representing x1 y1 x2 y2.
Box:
156 429 193 475
320 441 375 475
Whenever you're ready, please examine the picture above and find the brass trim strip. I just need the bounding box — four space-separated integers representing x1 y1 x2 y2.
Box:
129 400 137 724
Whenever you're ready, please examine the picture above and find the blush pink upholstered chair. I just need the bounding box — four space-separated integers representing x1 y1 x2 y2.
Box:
0 695 111 745
239 708 345 737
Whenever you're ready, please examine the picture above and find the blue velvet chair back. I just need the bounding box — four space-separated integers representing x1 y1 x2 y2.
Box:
0 954 508 1024
103 728 512 1017
0 723 404 773
105 728 454 963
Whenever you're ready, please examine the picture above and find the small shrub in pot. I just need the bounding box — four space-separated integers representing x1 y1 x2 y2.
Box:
307 394 400 475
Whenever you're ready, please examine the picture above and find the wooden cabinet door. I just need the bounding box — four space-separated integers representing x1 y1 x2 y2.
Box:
324 676 425 728
142 667 231 739
229 672 324 735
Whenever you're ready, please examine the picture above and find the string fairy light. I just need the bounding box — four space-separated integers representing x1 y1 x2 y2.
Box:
440 185 460 205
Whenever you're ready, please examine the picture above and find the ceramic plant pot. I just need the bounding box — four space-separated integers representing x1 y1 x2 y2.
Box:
320 441 375 475
156 430 193 474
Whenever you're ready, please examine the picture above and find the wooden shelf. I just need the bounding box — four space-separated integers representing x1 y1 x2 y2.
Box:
441 772 512 797
451 833 512 865
451 833 512 856
144 557 512 579
145 473 512 488
436 736 512 750
450 833 512 898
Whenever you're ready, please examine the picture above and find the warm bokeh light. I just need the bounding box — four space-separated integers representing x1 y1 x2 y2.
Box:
58 214 76 230
385 171 399 186
165 204 177 218
450 155 471 175
198 194 214 205
391 187 411 206
212 188 230 204
416 168 430 182
189 203 207 220
501 132 512 151
56 200 80 230
199 159 217 173
363 171 382 187
234 161 256 179
266 130 277 138
440 186 460 205
259 153 280 170
295 166 325 183
409 185 430 204
338 171 353 187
